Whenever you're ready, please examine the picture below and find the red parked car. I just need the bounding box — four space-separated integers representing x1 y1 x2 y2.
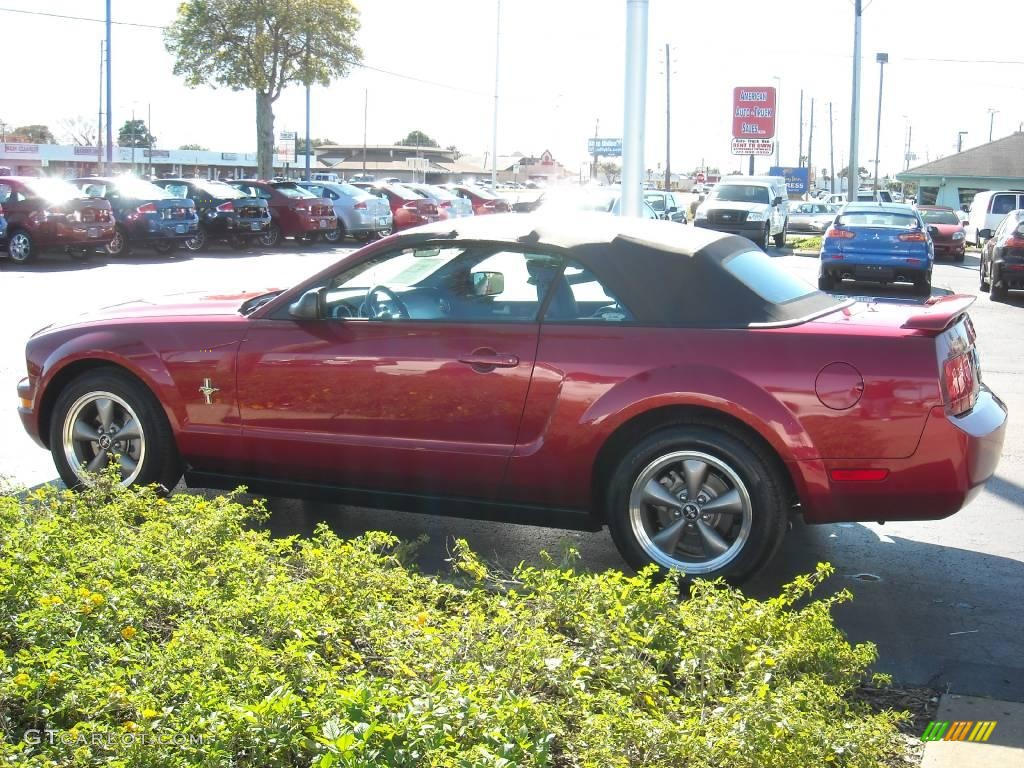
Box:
16 215 1006 583
230 180 336 247
0 176 115 263
447 183 512 215
352 182 440 231
917 205 967 262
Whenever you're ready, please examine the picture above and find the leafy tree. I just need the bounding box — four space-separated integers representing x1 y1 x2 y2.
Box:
165 0 362 179
58 116 97 146
446 144 462 160
297 137 335 153
598 160 620 184
118 119 155 148
397 130 438 148
179 143 208 151
838 166 870 179
11 124 55 144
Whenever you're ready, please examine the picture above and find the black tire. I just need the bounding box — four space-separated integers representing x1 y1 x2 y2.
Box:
991 268 1007 301
260 222 282 248
152 240 176 256
183 225 207 252
818 273 835 292
606 424 788 584
323 221 345 244
105 226 129 257
758 225 770 251
772 220 787 248
914 276 932 296
7 229 35 263
49 368 182 492
954 251 965 263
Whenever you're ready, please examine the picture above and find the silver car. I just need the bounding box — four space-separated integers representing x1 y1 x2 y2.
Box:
788 201 839 234
296 181 393 243
404 183 474 219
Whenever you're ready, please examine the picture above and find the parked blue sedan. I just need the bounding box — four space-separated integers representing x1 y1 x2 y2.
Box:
818 202 934 295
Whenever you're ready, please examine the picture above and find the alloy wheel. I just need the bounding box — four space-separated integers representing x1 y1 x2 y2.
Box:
184 227 207 251
61 391 147 486
628 450 753 574
8 232 32 263
106 229 126 256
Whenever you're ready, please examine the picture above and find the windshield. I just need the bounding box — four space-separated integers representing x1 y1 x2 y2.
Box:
644 194 666 211
24 178 87 202
274 184 318 199
417 185 456 201
838 212 920 229
110 177 172 199
710 184 770 205
383 184 424 200
194 180 247 199
465 185 500 200
538 189 616 213
333 248 459 290
918 209 960 225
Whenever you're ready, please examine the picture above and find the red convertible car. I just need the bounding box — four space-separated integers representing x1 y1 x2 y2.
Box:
16 214 1006 582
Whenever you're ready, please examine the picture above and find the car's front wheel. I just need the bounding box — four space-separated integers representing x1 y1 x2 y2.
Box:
260 223 282 248
607 425 787 583
773 220 788 248
105 226 129 257
49 369 182 491
183 226 207 252
7 230 35 263
757 225 770 251
323 221 345 244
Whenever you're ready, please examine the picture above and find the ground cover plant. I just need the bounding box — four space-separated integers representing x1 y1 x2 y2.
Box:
0 471 910 767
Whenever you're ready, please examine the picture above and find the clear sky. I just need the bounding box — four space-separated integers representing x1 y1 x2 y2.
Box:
1 0 1021 178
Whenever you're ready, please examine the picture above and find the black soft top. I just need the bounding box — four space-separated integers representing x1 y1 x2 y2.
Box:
409 213 841 328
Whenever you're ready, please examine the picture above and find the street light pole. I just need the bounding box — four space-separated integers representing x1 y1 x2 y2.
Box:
847 0 863 200
772 75 781 168
490 0 501 190
873 52 887 191
621 0 649 217
664 43 671 192
829 102 836 194
105 0 112 172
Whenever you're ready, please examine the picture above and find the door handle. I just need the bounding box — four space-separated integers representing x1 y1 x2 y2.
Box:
458 350 520 370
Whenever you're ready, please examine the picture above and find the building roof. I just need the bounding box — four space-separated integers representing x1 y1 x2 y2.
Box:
898 132 1024 180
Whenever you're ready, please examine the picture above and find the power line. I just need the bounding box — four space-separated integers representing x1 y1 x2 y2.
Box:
0 5 488 96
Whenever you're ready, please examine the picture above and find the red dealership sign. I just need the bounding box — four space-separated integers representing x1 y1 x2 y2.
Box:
732 86 777 139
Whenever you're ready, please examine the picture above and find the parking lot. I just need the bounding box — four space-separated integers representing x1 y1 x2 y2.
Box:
1 236 1022 702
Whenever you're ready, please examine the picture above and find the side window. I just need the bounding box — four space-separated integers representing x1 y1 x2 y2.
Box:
305 185 324 197
0 183 10 203
542 259 636 324
319 246 555 323
992 194 1016 216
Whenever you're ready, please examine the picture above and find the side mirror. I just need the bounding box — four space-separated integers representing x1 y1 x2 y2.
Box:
927 225 939 237
666 205 678 213
773 196 784 206
979 228 992 239
289 287 323 320
471 271 504 296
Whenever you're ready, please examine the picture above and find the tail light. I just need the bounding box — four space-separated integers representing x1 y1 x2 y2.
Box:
898 231 927 242
943 352 978 416
825 227 856 239
354 201 367 210
439 200 453 208
216 201 234 212
136 202 157 215
1005 235 1024 249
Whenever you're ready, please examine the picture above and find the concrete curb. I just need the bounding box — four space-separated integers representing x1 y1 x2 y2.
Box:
921 694 1024 767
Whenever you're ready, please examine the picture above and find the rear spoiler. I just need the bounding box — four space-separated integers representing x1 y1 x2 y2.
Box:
901 294 976 332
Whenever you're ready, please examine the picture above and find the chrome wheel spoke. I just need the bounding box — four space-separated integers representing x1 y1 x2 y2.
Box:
86 451 109 473
117 418 141 441
701 488 744 515
652 518 688 553
73 421 101 442
117 454 138 475
643 479 683 511
683 459 709 500
95 398 115 430
696 519 729 557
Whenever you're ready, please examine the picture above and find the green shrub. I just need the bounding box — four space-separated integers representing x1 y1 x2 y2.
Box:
0 472 907 767
789 235 824 251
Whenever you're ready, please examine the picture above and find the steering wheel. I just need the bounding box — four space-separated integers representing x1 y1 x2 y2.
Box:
359 285 410 319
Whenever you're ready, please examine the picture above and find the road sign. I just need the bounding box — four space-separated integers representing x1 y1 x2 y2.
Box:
731 138 774 156
279 131 298 140
732 86 777 139
769 166 809 194
587 137 623 157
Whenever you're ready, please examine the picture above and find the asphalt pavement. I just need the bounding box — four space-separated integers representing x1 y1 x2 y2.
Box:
1 233 1021 703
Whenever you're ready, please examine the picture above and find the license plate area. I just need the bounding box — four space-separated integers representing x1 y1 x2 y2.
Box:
378 217 389 226
175 224 187 234
87 227 100 238
250 222 261 231
854 265 895 280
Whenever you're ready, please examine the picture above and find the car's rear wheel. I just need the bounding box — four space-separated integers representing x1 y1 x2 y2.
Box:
50 369 182 491
757 225 770 251
105 226 128 257
607 425 787 583
979 258 991 292
7 230 35 263
818 273 835 292
183 226 207 252
914 275 932 296
259 222 282 248
991 268 1007 301
323 221 344 244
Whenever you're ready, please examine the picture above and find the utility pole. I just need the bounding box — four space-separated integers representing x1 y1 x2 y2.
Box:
131 107 136 172
904 121 912 171
97 40 104 173
798 89 804 166
304 36 311 182
663 43 671 192
147 103 152 178
847 0 863 200
807 98 815 189
361 89 367 177
491 0 501 189
772 75 781 168
873 53 888 191
591 118 599 181
987 108 998 142
829 102 836 194
957 131 968 153
105 0 112 172
621 0 649 216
